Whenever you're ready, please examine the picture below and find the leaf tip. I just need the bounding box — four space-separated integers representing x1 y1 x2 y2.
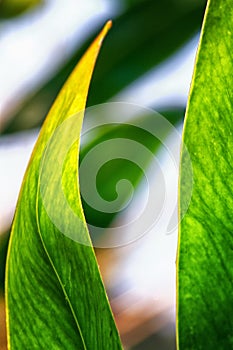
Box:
97 20 112 46
105 19 112 31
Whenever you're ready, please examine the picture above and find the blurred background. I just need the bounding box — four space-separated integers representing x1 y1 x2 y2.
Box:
0 0 207 349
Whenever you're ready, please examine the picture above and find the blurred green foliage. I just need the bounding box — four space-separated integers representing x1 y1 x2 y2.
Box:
3 0 206 134
0 0 42 18
81 106 184 232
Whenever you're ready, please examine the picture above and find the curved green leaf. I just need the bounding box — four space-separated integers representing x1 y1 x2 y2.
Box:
177 0 233 348
3 0 205 134
6 22 123 349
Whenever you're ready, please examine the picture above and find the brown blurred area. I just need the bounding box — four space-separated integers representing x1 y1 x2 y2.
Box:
0 295 7 350
98 248 176 349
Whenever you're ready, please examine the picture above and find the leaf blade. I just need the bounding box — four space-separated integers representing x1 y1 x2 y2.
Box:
6 21 123 350
177 0 233 349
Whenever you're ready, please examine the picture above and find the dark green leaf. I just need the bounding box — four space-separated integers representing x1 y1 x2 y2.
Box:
88 0 206 106
177 0 233 348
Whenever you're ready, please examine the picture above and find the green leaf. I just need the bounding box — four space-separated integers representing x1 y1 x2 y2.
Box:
3 0 205 134
177 0 233 349
0 0 42 18
6 22 123 349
